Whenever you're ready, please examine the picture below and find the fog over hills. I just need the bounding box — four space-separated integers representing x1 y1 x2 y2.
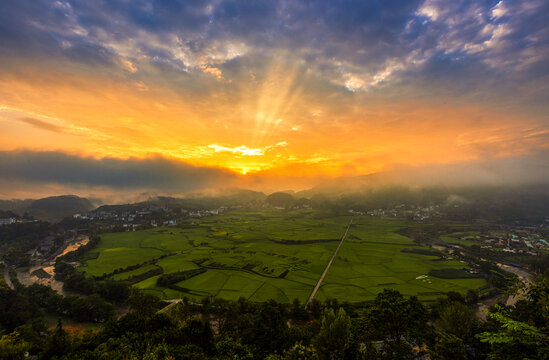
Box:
2 182 548 224
1 149 548 202
0 195 94 222
299 151 549 197
1 149 548 222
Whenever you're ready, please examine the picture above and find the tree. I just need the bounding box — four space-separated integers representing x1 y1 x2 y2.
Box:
126 289 165 317
308 299 322 319
141 343 174 360
371 290 428 343
241 300 289 358
180 317 215 355
437 301 477 342
283 342 319 360
518 275 549 328
465 289 479 305
98 280 130 303
314 308 351 360
0 285 33 331
370 290 429 359
446 291 464 304
290 298 309 320
84 293 117 322
477 305 549 360
0 332 30 360
475 276 549 359
41 319 70 359
429 332 467 360
216 337 253 360
13 318 47 356
343 317 377 360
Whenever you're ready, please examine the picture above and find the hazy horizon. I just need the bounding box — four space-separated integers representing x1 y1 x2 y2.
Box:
1 149 548 202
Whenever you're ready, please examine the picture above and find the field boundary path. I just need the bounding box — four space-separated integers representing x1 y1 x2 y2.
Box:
305 218 353 307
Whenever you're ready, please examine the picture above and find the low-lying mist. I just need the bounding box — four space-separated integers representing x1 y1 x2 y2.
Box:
0 149 547 204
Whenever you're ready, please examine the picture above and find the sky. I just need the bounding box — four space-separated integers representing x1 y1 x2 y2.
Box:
1 0 548 198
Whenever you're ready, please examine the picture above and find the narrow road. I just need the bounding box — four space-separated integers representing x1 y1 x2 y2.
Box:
305 218 353 307
158 299 183 313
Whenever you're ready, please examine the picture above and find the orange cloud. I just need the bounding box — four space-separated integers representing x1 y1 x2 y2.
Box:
0 54 547 189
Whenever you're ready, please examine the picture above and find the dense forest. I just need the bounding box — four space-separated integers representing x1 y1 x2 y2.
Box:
1 265 548 359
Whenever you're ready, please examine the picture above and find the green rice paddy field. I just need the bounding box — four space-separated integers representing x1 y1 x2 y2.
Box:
79 210 486 302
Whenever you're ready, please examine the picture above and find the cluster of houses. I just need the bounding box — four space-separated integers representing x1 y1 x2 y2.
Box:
481 230 548 254
187 207 227 218
72 205 230 231
0 216 41 227
73 209 154 221
437 229 547 255
349 204 444 221
0 217 16 225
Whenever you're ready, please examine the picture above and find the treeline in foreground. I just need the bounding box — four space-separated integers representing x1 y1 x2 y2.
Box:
1 272 548 360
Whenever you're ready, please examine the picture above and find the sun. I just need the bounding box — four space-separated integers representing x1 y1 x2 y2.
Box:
236 166 261 175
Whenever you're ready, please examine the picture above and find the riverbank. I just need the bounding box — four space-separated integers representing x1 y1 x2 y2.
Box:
16 235 89 295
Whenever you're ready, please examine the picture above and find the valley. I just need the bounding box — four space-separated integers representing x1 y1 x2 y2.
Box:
78 210 487 303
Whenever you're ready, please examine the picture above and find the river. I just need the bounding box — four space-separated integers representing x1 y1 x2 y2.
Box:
16 235 89 295
476 263 533 319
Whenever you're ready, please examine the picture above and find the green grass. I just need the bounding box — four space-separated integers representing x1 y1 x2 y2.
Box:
80 210 487 302
440 231 480 246
156 254 200 273
318 218 485 301
81 230 168 277
111 264 159 281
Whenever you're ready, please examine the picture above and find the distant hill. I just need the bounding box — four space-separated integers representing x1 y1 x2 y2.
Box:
0 195 94 222
95 189 267 213
296 172 391 198
29 195 94 221
0 199 35 214
266 192 295 208
184 188 267 204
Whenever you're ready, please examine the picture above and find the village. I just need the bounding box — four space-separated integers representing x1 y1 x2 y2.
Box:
471 229 548 254
349 203 446 221
71 205 231 231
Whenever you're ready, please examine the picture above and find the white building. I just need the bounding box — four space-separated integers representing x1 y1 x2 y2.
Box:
0 218 16 225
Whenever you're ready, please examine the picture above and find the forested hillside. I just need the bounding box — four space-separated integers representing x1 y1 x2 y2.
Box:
1 267 548 359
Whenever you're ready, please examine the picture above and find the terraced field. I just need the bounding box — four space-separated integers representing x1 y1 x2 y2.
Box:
80 210 487 302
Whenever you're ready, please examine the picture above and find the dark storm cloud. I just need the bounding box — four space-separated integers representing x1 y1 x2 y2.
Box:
391 0 549 110
0 0 548 104
0 150 237 191
0 1 118 69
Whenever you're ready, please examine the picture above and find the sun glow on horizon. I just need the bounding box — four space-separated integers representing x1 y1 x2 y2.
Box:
0 0 548 194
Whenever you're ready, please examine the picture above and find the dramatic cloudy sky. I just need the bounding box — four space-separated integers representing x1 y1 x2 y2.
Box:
0 0 548 197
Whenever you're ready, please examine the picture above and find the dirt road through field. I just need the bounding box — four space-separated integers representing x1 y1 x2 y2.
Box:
305 218 353 307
